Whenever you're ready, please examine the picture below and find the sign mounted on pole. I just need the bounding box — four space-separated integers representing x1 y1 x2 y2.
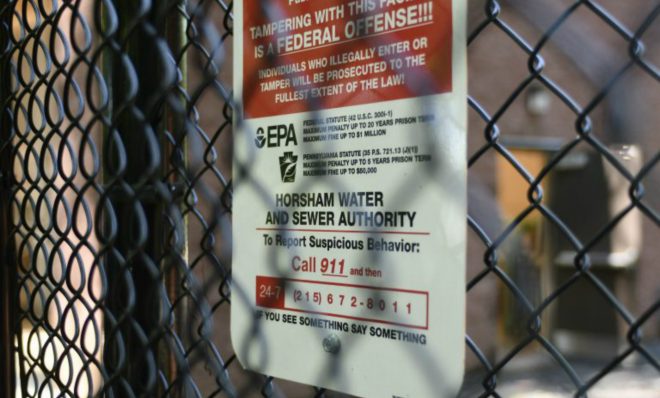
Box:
232 0 467 396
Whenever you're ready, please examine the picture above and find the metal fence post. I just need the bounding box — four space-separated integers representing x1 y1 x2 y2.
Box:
101 0 188 395
162 1 189 393
0 3 16 396
102 0 161 393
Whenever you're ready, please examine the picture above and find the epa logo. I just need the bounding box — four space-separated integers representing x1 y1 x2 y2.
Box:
255 124 297 149
254 128 266 148
279 152 298 183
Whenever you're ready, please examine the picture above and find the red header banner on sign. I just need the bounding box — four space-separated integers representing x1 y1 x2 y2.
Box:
243 0 453 119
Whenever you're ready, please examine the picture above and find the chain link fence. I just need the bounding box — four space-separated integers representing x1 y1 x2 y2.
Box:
0 0 658 397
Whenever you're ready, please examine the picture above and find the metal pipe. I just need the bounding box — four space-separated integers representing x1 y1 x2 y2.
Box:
163 1 189 394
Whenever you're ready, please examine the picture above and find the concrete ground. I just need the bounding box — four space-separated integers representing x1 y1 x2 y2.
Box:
459 343 660 397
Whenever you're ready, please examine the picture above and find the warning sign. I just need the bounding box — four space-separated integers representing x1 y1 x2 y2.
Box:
233 0 467 397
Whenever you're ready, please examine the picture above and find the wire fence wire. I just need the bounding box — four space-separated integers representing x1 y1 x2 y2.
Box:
0 0 658 397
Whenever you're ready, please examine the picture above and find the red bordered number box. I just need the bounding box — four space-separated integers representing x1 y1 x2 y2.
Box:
256 276 429 330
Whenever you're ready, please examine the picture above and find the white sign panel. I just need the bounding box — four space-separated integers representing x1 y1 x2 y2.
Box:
232 0 466 396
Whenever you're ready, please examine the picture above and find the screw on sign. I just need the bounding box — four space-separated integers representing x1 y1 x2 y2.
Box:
232 0 467 396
